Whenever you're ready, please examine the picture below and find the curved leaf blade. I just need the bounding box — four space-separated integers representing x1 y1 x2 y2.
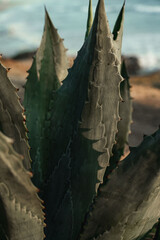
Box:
80 129 160 240
117 61 132 150
0 62 30 170
85 0 93 40
44 0 123 239
112 1 125 69
24 9 68 189
0 132 44 239
104 60 132 178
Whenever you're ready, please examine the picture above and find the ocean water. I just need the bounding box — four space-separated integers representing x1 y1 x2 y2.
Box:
0 0 160 71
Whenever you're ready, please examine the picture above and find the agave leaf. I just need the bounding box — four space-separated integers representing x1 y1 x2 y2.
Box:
103 61 132 179
48 0 122 190
102 2 127 178
0 132 44 240
117 61 132 150
84 1 127 179
23 59 40 174
44 0 123 239
45 189 73 240
139 220 160 240
112 1 125 69
0 197 9 240
80 129 160 240
112 1 125 41
24 8 68 189
154 222 160 240
44 128 101 240
85 0 93 40
0 62 30 170
44 141 73 239
135 221 159 240
103 2 127 178
71 130 103 239
37 8 68 83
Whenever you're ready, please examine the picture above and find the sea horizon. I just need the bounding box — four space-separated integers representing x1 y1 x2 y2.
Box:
0 0 160 71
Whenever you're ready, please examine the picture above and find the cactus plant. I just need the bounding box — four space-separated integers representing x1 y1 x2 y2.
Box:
0 0 160 239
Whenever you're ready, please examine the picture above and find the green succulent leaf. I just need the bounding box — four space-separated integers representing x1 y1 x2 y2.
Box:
103 2 128 178
112 1 125 70
112 1 125 41
117 60 132 150
24 8 68 189
0 62 30 170
80 129 160 240
85 2 127 180
0 132 44 240
85 0 93 40
154 222 160 240
45 189 73 240
0 198 9 240
104 61 132 179
43 142 73 239
44 0 123 239
47 0 122 191
136 220 160 240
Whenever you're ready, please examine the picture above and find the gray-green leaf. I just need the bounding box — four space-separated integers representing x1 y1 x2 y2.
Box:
24 8 68 189
0 132 44 240
80 129 160 240
0 62 30 170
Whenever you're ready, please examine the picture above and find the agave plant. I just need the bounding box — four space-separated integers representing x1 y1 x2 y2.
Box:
0 0 160 239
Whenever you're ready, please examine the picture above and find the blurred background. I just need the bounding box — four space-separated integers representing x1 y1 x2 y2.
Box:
0 0 160 72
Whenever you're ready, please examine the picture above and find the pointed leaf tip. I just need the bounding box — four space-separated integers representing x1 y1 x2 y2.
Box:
44 8 51 31
85 0 93 40
97 0 105 13
92 0 111 38
112 2 125 40
44 7 51 24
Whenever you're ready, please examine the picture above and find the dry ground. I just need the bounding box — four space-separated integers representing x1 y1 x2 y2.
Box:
1 57 160 148
129 73 160 146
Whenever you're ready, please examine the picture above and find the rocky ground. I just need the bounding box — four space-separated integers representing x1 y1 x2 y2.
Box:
1 57 160 150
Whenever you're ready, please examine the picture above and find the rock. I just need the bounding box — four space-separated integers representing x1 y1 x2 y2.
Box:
122 55 141 75
12 50 36 60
